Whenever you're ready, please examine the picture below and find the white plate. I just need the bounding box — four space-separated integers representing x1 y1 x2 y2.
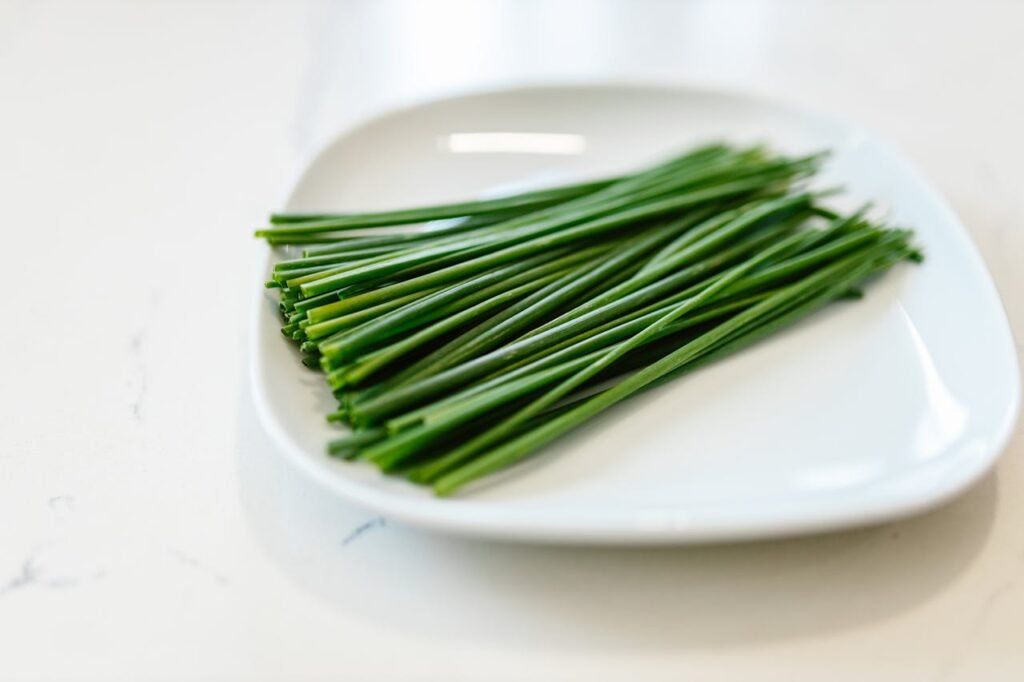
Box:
251 83 1019 544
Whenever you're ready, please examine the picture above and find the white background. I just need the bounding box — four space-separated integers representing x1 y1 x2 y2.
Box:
1 1 1022 680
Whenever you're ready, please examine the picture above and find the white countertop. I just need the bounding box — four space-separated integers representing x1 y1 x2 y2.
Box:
1 1 1022 680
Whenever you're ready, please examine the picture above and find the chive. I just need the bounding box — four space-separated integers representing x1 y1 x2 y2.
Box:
255 142 919 495
260 176 625 234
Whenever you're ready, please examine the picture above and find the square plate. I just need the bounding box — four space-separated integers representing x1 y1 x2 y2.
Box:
251 83 1019 544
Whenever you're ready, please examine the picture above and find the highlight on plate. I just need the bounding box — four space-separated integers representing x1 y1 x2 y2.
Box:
255 143 921 496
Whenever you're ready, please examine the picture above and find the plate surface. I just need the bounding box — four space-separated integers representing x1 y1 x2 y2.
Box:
251 83 1019 544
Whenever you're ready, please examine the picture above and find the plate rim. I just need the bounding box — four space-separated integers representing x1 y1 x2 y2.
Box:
249 80 1020 544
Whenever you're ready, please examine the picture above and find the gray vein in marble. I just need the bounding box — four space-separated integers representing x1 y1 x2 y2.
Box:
128 289 161 421
168 547 229 586
129 329 147 420
342 517 387 546
0 556 41 597
48 495 75 513
0 546 104 598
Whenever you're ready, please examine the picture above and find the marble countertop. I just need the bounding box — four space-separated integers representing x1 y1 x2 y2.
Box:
1 1 1022 680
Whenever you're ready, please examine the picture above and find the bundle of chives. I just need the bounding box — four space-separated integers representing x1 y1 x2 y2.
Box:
256 143 920 495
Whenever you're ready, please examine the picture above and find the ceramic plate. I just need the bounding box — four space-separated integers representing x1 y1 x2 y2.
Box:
250 83 1019 544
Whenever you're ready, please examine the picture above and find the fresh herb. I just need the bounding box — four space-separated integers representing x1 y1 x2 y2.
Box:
256 143 919 495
